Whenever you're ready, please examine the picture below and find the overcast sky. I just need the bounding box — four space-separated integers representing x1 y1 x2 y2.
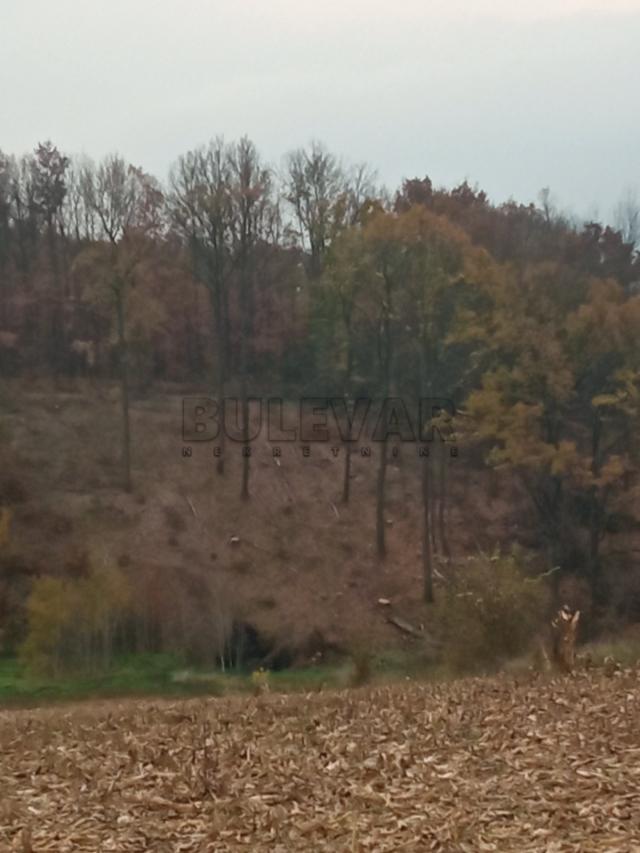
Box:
2 0 638 220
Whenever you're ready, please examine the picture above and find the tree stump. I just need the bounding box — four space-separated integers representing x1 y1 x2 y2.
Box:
550 604 580 672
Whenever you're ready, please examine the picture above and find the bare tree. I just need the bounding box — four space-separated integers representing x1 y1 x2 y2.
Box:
9 155 39 284
170 139 233 474
80 154 163 491
284 142 348 278
228 137 273 499
31 142 70 374
62 156 99 244
537 187 556 226
614 187 640 248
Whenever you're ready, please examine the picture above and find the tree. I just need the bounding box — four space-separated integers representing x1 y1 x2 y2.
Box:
359 211 405 559
614 188 640 249
346 206 476 592
323 226 370 503
76 155 163 491
20 565 131 675
566 278 640 591
9 155 39 284
285 142 376 278
0 152 13 326
228 138 273 499
465 262 640 598
170 140 233 473
285 141 346 278
61 155 99 244
31 142 69 373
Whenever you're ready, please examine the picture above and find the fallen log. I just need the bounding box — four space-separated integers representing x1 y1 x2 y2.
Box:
387 615 423 638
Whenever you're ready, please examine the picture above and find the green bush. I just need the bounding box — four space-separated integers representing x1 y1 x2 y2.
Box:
433 549 551 673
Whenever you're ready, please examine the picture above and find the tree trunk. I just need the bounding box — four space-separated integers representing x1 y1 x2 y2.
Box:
342 327 354 505
376 274 392 559
437 440 451 561
422 452 434 603
47 218 64 377
588 413 603 595
419 326 438 582
240 382 250 501
216 354 227 474
549 606 580 672
342 444 352 504
0 219 9 328
115 288 132 493
208 279 226 475
239 257 251 501
376 437 388 558
429 463 437 556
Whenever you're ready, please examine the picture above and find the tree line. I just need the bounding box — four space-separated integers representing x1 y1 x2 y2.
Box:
1 139 640 607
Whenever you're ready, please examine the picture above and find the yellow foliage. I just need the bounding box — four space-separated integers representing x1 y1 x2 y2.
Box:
20 576 77 675
250 667 270 695
21 564 132 676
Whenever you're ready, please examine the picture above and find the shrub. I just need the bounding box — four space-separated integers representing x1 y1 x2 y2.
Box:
20 564 132 676
433 548 551 673
348 646 373 686
19 576 77 676
250 667 270 695
130 566 238 669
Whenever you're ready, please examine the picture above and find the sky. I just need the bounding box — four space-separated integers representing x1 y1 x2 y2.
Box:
2 0 639 221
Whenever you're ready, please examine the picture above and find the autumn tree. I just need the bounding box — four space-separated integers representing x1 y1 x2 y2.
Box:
21 564 131 675
323 226 370 502
399 209 476 594
465 261 640 598
359 206 480 592
76 155 164 491
343 209 417 560
565 278 640 592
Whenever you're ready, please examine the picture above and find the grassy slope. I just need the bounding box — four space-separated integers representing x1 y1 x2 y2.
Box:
5 378 638 707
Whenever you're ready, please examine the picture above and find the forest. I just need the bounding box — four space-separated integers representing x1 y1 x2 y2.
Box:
1 138 640 680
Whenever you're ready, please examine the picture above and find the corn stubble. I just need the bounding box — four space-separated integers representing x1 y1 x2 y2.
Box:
1 669 640 851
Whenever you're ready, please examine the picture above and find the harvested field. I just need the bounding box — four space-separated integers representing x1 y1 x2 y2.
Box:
1 670 640 852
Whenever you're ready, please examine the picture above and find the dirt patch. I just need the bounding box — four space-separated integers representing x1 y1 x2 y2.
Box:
2 381 535 657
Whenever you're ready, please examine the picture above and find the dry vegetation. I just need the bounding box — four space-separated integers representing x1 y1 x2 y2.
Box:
1 669 640 851
1 381 529 666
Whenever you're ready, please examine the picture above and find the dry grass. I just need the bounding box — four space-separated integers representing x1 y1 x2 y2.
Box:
0 379 526 658
1 669 640 851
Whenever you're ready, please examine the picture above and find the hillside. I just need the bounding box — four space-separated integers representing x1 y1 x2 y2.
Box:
0 379 529 665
